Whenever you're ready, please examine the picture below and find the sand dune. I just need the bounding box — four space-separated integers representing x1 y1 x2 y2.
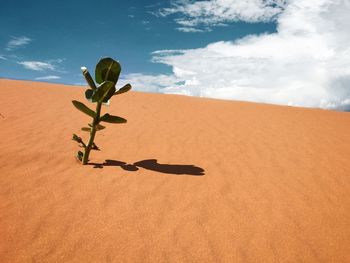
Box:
1 79 350 262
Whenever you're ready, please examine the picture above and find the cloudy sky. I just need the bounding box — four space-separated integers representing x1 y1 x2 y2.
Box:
1 0 349 110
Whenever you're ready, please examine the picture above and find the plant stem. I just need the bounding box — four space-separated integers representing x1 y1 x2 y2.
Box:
82 102 102 165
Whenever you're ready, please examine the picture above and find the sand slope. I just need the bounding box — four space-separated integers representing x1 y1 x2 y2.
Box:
1 79 350 262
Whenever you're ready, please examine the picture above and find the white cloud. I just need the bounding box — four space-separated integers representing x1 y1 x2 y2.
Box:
18 61 55 71
35 75 61 80
0 55 6 60
120 73 181 93
158 0 287 31
176 27 207 33
133 0 350 110
6 36 31 51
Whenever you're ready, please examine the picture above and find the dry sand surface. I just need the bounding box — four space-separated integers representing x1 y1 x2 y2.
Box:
1 78 350 262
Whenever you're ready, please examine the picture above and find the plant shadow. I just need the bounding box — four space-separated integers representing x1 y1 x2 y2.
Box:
89 159 205 176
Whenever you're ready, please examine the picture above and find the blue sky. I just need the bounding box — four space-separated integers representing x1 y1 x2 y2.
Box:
0 0 275 84
1 0 349 110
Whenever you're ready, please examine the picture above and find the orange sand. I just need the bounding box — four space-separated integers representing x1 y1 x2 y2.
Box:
1 79 350 262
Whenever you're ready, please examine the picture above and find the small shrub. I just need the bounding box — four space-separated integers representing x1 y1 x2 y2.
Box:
72 57 131 164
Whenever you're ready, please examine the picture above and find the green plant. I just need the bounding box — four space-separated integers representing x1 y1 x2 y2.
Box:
72 57 132 165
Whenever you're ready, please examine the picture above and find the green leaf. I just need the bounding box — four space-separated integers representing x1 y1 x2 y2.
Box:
88 123 106 131
100 113 127 124
91 81 116 103
81 127 91 132
72 134 86 147
76 151 83 161
72 133 82 143
95 57 121 85
72 100 96 118
92 143 100 151
85 89 94 100
81 67 97 90
115 83 131 95
103 85 116 103
96 124 106 130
